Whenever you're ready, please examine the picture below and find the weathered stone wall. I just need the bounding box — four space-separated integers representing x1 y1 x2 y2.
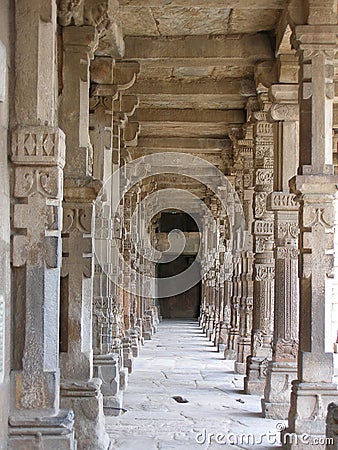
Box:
0 0 11 447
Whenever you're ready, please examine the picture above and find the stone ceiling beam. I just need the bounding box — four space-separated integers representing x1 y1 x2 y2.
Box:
140 122 240 138
138 94 247 110
124 34 274 61
129 79 254 95
137 136 231 150
134 108 245 123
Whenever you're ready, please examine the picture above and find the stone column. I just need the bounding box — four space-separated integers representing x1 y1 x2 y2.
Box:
245 91 275 395
59 26 111 450
262 82 300 419
235 126 254 374
283 17 338 447
9 1 75 447
89 57 124 416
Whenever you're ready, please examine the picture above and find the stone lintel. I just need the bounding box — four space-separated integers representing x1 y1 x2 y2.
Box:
124 34 274 61
292 25 338 51
134 108 245 123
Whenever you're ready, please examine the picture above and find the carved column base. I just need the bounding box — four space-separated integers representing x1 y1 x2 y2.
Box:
119 368 128 391
61 379 111 450
235 337 251 374
211 320 220 346
281 381 338 449
206 318 215 340
8 410 76 450
244 356 270 395
224 331 239 360
326 403 338 449
261 361 297 419
129 329 141 357
93 354 124 416
217 324 230 353
122 337 133 374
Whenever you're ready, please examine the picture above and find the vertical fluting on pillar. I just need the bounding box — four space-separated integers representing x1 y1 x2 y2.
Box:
245 90 275 396
9 1 76 447
282 6 338 446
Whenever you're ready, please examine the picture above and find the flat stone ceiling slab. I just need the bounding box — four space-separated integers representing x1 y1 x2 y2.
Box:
120 5 284 36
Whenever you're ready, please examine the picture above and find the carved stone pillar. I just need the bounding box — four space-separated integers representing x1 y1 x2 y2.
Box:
235 126 254 374
89 58 124 416
262 82 300 419
9 1 75 447
59 25 110 450
245 92 275 395
282 17 338 447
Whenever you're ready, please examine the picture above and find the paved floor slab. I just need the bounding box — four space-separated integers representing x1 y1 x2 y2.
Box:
106 320 286 449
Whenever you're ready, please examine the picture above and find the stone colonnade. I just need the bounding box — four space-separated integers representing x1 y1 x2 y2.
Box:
200 10 338 448
2 0 338 449
7 1 159 448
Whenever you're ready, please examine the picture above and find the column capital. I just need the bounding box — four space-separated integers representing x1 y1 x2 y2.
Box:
63 25 99 59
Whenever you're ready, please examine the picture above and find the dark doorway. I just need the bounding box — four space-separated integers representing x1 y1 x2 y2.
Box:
157 255 201 319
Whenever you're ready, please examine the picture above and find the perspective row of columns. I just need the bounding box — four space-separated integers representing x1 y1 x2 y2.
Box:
9 1 160 449
199 20 338 448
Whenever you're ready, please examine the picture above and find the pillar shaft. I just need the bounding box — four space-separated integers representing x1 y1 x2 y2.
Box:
283 18 338 447
245 94 275 395
9 1 75 447
59 24 110 450
262 82 300 419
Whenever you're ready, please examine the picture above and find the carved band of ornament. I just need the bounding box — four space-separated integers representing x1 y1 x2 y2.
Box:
255 121 273 136
255 145 273 159
255 236 273 254
254 192 267 218
255 265 275 281
238 139 253 148
275 338 298 360
276 246 299 259
255 169 273 186
11 128 66 167
253 329 271 348
270 103 299 122
303 206 334 230
243 173 253 189
254 220 273 236
253 111 267 123
269 193 298 210
301 48 336 63
14 167 62 199
277 221 299 240
63 205 93 233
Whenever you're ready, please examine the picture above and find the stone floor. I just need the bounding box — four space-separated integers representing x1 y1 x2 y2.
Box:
106 319 288 449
